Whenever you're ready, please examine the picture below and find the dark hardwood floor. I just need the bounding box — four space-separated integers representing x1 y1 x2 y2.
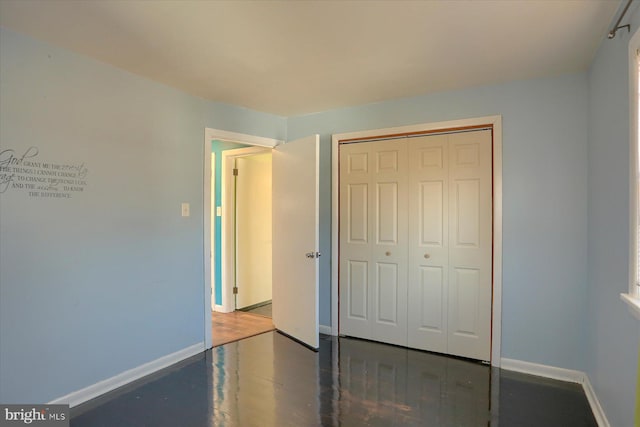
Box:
71 332 596 426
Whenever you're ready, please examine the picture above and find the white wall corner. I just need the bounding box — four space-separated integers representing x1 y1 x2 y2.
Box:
49 342 204 408
582 375 611 427
501 358 610 427
319 325 333 335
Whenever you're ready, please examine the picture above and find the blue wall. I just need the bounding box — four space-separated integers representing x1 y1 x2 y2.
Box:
288 73 590 369
0 28 285 404
210 140 248 305
585 7 640 427
2 14 639 424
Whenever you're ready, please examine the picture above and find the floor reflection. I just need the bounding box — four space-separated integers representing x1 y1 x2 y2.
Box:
335 336 490 426
72 332 595 427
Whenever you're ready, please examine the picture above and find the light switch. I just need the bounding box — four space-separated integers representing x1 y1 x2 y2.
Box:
216 206 222 217
181 202 190 217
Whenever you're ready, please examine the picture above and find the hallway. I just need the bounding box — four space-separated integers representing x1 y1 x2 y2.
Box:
211 310 274 347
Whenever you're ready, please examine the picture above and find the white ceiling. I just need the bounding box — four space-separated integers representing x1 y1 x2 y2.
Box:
0 0 623 116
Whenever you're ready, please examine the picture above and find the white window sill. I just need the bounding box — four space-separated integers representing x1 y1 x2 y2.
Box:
621 293 640 321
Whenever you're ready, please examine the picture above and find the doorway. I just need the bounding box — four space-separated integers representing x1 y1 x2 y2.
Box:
203 129 321 351
203 130 283 350
211 145 274 346
205 131 321 350
214 144 274 313
230 150 273 314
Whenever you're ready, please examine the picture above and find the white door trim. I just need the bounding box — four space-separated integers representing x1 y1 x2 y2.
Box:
211 152 216 312
203 128 283 349
331 115 503 366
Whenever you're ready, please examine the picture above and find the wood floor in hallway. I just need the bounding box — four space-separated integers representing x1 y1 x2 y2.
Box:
211 310 274 347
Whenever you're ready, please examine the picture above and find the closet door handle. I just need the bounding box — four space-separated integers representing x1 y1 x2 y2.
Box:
424 254 431 259
385 251 391 256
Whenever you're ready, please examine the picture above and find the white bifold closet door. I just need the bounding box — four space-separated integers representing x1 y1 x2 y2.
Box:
339 129 492 362
339 139 409 346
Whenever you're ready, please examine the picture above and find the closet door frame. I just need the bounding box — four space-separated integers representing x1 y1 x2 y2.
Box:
331 115 503 367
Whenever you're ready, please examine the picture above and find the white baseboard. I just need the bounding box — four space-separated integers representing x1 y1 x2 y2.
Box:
214 304 234 313
500 358 585 383
319 324 333 335
49 342 204 408
582 375 611 427
501 358 610 427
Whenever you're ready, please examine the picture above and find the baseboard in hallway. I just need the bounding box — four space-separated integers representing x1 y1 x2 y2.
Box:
239 301 272 318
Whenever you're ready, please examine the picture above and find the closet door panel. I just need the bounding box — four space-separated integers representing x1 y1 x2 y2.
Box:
369 141 408 346
340 145 373 339
408 135 449 353
347 260 369 320
447 130 492 361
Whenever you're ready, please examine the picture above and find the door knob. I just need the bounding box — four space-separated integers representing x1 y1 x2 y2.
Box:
424 254 430 259
385 251 391 256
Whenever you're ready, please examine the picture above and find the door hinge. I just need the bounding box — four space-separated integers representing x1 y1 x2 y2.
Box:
233 286 238 294
305 251 322 259
233 168 239 176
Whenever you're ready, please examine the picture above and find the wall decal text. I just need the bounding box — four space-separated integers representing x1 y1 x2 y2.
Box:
0 146 89 198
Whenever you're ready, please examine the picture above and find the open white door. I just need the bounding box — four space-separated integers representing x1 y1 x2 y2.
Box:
272 134 320 350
